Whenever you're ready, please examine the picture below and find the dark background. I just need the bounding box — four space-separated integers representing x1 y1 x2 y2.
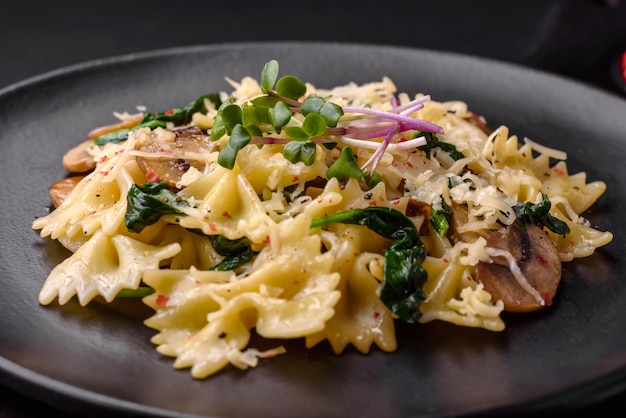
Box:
2 1 626 417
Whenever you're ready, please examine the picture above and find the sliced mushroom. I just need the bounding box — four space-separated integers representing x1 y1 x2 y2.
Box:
449 203 481 243
87 114 143 139
134 126 214 188
62 139 97 173
405 198 431 236
49 176 85 208
475 223 562 312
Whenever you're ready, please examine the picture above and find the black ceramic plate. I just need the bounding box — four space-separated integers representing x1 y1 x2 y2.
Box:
1 42 625 418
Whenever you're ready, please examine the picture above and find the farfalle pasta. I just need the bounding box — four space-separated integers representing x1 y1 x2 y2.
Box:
33 60 613 378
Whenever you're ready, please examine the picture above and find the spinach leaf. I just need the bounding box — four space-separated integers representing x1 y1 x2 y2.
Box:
209 235 255 271
417 131 464 161
187 228 257 271
116 287 155 298
96 93 222 145
125 182 189 233
311 206 427 323
513 193 570 235
430 201 453 238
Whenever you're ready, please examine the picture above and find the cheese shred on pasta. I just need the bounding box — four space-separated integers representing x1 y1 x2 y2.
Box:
33 66 613 379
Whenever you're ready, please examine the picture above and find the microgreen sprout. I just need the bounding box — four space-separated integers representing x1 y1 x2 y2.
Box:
211 60 444 185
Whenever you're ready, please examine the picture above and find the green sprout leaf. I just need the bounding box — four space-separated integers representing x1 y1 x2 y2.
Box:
210 114 227 141
283 141 317 165
302 113 327 137
301 95 343 127
276 75 307 101
218 124 251 169
284 126 311 141
261 59 279 93
220 104 243 134
301 95 325 115
363 170 382 188
269 100 293 129
326 146 363 180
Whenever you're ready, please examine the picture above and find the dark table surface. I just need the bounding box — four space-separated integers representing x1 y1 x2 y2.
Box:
2 1 626 417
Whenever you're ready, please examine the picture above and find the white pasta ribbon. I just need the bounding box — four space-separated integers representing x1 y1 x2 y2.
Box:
39 230 181 306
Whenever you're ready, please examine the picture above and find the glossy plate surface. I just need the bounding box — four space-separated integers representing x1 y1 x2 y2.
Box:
1 42 625 418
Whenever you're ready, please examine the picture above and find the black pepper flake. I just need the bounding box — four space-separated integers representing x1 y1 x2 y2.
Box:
218 332 227 338
363 192 373 200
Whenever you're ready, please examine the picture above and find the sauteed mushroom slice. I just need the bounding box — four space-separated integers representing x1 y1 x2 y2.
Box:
87 114 143 139
475 223 562 312
449 203 481 244
135 126 214 188
49 176 85 208
62 139 97 173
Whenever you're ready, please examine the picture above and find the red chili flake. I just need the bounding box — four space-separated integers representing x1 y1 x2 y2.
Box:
155 294 169 307
208 223 217 232
98 155 109 164
99 170 109 176
294 279 301 285
263 235 270 245
145 169 160 182
536 255 548 267
373 311 381 319
261 353 276 360
329 198 333 203
552 167 565 176
466 276 473 281
398 138 408 143
405 161 414 168
222 211 232 219
292 176 299 182
621 51 626 82
392 199 400 206
165 109 174 115
442 258 449 263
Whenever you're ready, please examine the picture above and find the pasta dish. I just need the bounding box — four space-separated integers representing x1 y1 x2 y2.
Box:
32 60 613 379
